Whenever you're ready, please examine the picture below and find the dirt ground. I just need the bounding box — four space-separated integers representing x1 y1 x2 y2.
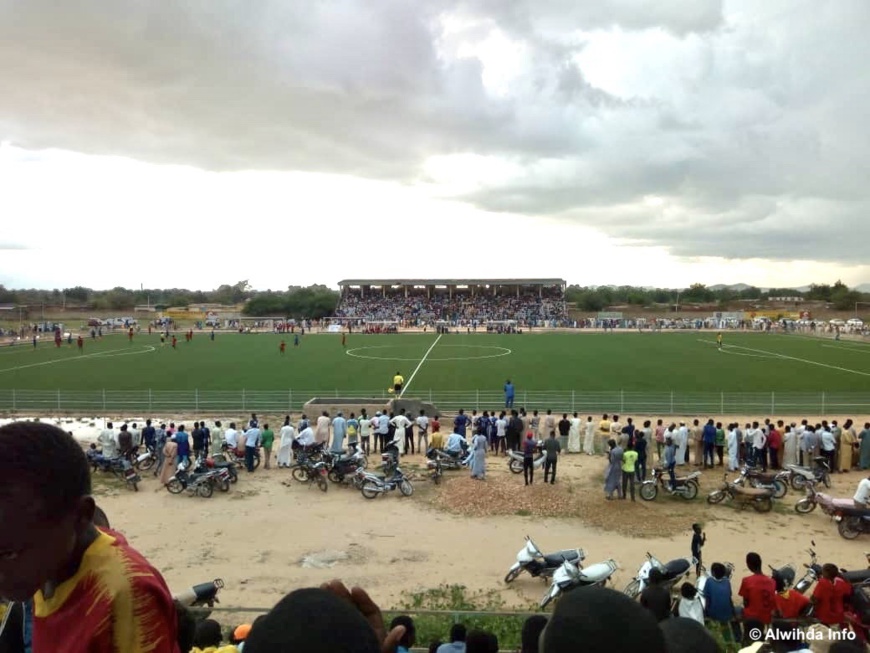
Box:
95 439 870 621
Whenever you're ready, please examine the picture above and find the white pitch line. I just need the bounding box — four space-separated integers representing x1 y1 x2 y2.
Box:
717 342 870 378
0 346 156 374
399 334 442 398
821 344 870 355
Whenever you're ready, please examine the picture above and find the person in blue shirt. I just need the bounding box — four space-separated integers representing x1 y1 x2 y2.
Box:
454 410 469 438
504 380 515 408
702 419 717 469
703 562 738 644
445 431 464 455
664 436 677 491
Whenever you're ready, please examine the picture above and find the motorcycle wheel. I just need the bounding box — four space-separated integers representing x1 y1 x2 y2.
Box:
822 473 831 489
291 466 309 483
791 474 807 491
639 483 658 501
432 471 442 485
197 482 214 498
166 479 184 494
504 567 522 584
753 497 773 513
229 471 238 484
252 454 261 470
361 479 380 499
682 480 699 500
509 458 523 474
317 476 328 493
706 490 726 504
129 480 139 492
794 499 816 514
772 480 788 499
399 479 414 497
218 479 230 493
328 469 343 484
623 579 641 599
838 517 863 540
136 456 155 472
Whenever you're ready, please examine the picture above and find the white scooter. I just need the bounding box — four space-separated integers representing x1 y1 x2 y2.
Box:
504 535 586 583
540 557 619 608
623 551 695 599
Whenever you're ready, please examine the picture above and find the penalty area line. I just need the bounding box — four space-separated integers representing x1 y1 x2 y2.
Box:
400 334 442 398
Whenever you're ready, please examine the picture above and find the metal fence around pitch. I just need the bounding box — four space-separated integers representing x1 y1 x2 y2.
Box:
1 389 870 415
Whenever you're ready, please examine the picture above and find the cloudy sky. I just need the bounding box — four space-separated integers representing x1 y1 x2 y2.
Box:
1 0 868 291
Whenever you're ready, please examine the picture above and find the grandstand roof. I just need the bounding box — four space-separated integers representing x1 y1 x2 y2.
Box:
338 278 565 286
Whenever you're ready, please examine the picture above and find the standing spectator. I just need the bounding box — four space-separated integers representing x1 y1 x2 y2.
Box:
277 417 295 468
359 412 373 455
543 431 561 484
702 419 716 469
470 427 487 481
703 563 738 645
767 422 782 469
604 439 623 500
260 423 274 469
331 412 347 454
691 524 706 577
98 421 117 458
634 429 648 482
175 425 191 467
506 410 521 452
454 410 469 440
243 423 260 473
545 410 557 443
557 414 570 454
839 419 857 473
664 436 677 492
738 552 777 640
200 420 211 455
504 379 515 408
750 422 767 470
727 424 740 471
117 424 134 458
391 409 412 456
692 419 704 467
675 422 688 466
315 411 330 446
249 413 259 429
416 410 430 453
522 433 537 486
583 416 596 456
430 416 443 450
714 422 726 466
621 441 638 501
811 564 852 628
141 419 156 452
654 419 665 461
859 422 870 470
347 413 360 449
568 413 581 454
820 426 837 474
782 423 798 468
191 422 205 460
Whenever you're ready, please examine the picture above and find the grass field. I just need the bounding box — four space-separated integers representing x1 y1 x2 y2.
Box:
1 330 870 414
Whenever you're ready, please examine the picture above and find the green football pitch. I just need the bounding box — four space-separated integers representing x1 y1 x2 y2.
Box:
1 331 869 414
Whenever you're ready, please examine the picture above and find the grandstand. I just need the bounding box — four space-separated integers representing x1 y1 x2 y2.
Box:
335 278 567 327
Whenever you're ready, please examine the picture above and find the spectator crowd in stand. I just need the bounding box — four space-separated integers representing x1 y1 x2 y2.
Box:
334 288 566 327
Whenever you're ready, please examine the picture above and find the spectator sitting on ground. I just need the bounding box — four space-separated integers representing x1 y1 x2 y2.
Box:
192 619 239 653
521 615 548 653
465 630 498 653
437 624 467 653
640 584 673 622
390 615 416 653
659 617 720 653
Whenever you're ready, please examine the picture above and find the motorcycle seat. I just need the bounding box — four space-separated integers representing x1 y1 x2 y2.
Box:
543 550 581 567
674 474 696 482
731 485 771 497
663 559 690 577
837 506 870 518
841 569 870 584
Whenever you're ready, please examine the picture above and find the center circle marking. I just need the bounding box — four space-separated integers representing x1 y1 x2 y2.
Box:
345 344 512 362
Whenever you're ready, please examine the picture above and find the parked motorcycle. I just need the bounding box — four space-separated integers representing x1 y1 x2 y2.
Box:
359 466 414 499
429 458 443 485
541 557 618 608
133 445 157 472
834 506 870 540
166 460 220 497
507 443 546 474
786 457 832 490
734 465 788 499
323 445 367 484
291 458 329 492
426 446 467 470
707 473 774 512
639 467 701 501
194 456 238 486
504 536 586 583
623 552 695 599
220 442 261 470
792 542 821 594
88 447 141 492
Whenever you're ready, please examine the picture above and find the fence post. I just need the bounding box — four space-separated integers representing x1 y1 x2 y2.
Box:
57 389 61 411
821 392 826 416
620 389 624 413
771 392 775 415
720 392 724 414
195 388 199 411
670 391 674 414
242 389 246 412
429 389 432 402
102 388 106 412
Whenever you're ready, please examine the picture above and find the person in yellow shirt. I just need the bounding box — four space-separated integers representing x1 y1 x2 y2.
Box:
621 442 639 501
392 372 404 394
717 332 722 350
191 619 239 653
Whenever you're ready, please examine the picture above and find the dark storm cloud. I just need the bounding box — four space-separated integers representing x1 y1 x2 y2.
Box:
0 0 866 264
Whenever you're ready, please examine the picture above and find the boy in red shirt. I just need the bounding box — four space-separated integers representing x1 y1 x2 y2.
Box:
0 422 180 653
812 564 852 627
773 573 810 619
738 552 777 641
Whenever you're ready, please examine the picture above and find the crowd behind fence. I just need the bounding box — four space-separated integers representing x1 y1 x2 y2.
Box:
1 389 869 415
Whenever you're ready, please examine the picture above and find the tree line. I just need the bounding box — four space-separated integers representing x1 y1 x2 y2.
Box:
0 280 865 320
